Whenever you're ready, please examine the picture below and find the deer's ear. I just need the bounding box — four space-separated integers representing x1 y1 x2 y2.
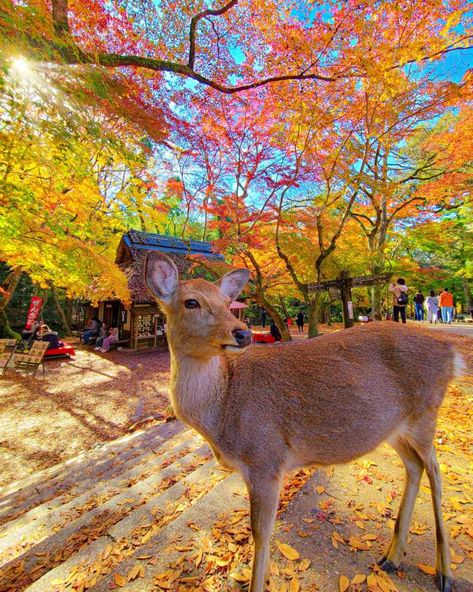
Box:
218 269 250 301
146 252 179 303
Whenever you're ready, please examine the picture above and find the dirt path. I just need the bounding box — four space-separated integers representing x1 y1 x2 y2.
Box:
0 347 171 487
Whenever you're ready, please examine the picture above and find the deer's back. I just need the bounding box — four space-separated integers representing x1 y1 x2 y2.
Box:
221 323 454 467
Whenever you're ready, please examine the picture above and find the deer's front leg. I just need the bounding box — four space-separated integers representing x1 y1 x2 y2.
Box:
247 469 282 592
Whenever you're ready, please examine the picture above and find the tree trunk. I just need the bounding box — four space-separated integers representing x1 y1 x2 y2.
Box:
326 300 332 326
307 295 319 337
243 249 291 341
278 296 290 321
263 301 290 342
369 259 385 320
65 298 74 327
0 268 22 312
462 276 472 313
370 284 384 320
51 287 71 335
0 309 21 340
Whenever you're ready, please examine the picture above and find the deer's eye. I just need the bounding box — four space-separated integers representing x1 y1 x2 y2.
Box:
184 299 200 309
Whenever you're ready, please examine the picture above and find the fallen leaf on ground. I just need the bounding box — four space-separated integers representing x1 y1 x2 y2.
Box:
276 541 300 561
339 574 350 592
416 563 436 575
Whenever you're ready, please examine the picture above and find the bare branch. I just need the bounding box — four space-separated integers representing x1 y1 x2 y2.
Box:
387 195 425 224
188 0 238 68
386 36 473 73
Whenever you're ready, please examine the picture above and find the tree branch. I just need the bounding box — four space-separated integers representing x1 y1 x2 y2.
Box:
52 0 69 35
45 0 473 95
56 48 337 91
188 0 238 68
387 195 425 224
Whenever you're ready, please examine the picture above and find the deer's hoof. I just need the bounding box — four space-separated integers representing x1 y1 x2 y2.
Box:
436 573 453 592
377 557 398 573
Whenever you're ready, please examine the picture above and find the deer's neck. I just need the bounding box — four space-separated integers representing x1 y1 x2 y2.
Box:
169 351 228 437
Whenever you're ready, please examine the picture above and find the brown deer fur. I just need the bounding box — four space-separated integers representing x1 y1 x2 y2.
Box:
145 252 462 592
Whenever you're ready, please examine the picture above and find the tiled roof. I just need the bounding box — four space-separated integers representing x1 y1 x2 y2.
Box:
123 230 224 260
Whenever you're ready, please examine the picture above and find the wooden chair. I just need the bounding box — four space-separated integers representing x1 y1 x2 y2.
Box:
0 339 17 375
10 341 49 376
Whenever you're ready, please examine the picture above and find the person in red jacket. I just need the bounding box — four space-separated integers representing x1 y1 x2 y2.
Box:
438 288 454 324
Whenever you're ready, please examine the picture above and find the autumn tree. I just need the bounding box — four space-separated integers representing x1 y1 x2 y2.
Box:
344 62 471 317
1 0 472 332
2 0 471 97
0 58 159 310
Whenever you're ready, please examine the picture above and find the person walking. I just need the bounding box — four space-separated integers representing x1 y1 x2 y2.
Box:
425 290 439 324
296 310 304 333
261 309 267 328
414 291 425 321
439 288 454 324
389 278 408 324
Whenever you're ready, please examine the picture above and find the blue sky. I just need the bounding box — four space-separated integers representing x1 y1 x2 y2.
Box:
431 47 473 82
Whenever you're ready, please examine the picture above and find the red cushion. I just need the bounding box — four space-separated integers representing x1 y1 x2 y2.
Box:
252 333 276 343
44 344 76 357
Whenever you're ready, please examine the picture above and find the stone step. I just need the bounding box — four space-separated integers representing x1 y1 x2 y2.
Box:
0 421 189 527
23 460 236 592
0 439 208 564
0 420 184 499
0 431 202 554
0 442 217 592
92 472 247 592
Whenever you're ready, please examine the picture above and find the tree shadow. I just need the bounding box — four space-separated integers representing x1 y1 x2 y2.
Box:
0 348 172 488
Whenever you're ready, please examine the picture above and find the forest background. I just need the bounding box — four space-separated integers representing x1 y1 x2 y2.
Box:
0 0 472 339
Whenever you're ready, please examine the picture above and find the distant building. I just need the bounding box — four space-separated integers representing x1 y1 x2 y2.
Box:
97 230 224 350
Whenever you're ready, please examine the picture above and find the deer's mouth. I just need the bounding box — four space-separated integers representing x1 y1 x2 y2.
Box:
221 329 252 352
221 341 251 352
221 344 243 352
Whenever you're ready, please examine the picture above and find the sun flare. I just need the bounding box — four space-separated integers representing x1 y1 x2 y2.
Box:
10 57 31 78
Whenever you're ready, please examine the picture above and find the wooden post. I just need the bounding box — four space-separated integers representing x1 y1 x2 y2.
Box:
340 271 354 329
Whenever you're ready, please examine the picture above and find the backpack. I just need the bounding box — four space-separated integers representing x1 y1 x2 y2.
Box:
397 292 408 306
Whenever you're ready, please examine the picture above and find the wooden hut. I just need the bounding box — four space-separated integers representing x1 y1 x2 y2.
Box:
98 230 224 350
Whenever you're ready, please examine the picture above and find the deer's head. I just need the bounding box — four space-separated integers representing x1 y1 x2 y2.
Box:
146 252 252 359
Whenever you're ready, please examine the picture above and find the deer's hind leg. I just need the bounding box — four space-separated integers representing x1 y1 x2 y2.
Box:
378 436 424 571
414 443 452 592
381 416 452 592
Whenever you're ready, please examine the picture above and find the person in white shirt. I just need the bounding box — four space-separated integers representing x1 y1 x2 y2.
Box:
425 290 439 324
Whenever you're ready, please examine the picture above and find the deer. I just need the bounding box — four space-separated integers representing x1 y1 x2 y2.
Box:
145 252 464 592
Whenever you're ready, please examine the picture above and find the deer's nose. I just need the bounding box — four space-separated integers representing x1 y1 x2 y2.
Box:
232 329 252 348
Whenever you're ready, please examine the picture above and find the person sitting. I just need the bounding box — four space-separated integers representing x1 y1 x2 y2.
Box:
99 326 119 353
269 320 282 342
94 322 108 351
37 324 61 350
21 320 42 343
81 317 100 344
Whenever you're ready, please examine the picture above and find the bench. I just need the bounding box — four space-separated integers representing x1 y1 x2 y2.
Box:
0 339 17 375
9 341 49 376
109 339 129 351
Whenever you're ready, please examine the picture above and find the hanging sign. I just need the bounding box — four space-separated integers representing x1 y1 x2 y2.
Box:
25 296 43 330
